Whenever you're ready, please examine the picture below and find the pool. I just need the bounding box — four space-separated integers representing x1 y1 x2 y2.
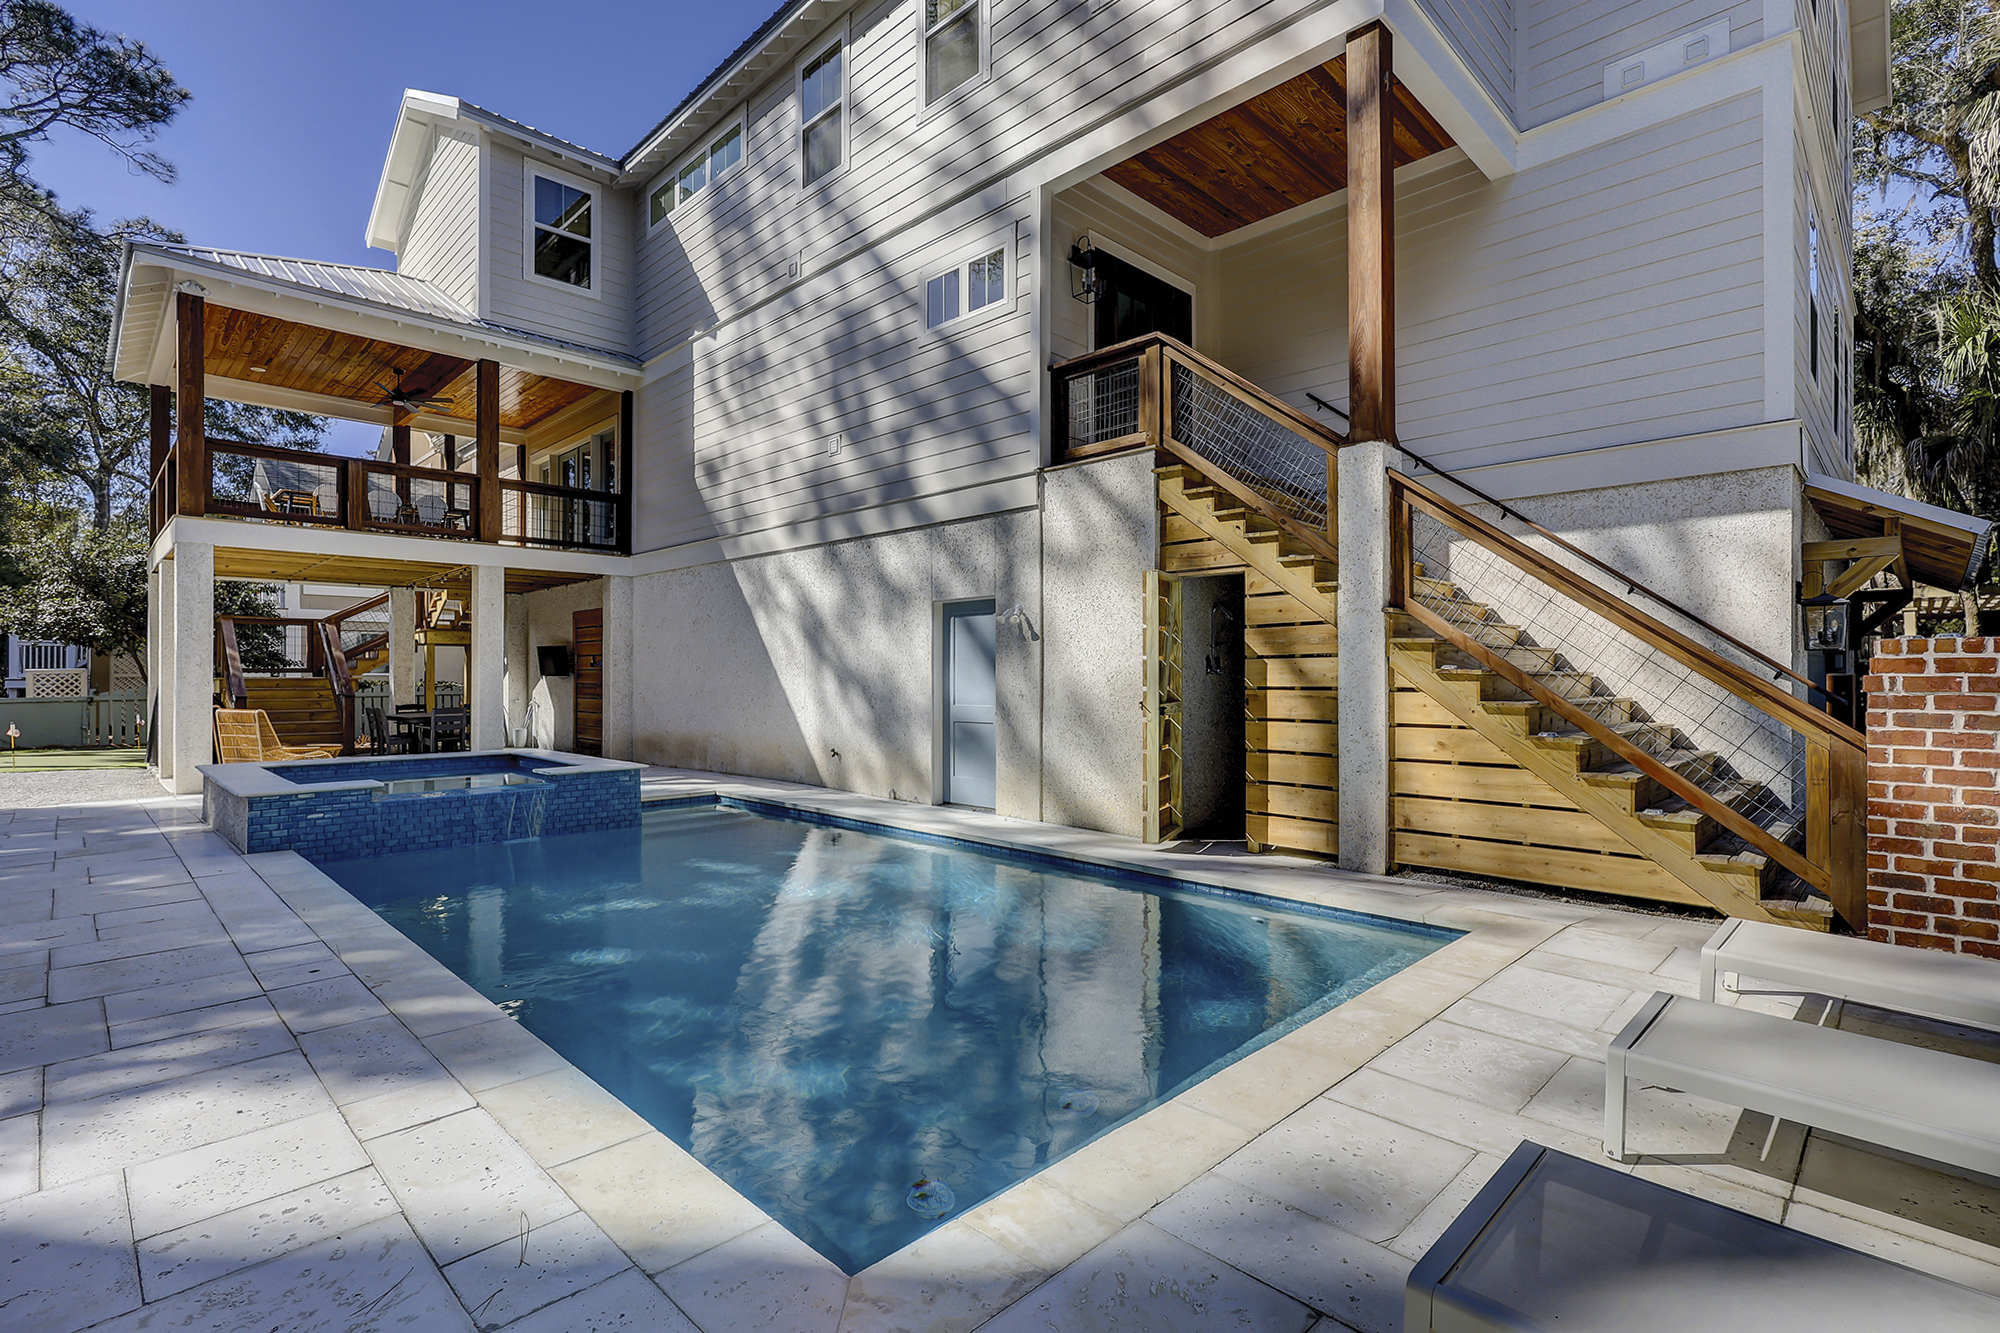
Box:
326 799 1455 1273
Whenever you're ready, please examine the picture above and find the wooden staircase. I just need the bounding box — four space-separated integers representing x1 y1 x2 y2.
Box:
241 677 346 752
1159 463 1830 930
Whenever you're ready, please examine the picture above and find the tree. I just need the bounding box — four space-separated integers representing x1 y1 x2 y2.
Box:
0 514 282 679
0 197 323 528
0 1 187 209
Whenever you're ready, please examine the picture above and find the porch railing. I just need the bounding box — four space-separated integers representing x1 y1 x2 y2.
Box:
155 437 629 554
216 613 359 754
1053 333 1346 557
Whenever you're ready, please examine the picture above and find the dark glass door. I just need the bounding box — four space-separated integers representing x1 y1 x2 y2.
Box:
1093 251 1193 348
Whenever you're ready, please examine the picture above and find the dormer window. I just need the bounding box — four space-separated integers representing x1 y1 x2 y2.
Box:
531 170 592 290
651 119 745 225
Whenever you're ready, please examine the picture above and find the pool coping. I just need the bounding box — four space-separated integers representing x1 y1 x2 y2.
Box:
239 774 1580 1330
199 747 645 799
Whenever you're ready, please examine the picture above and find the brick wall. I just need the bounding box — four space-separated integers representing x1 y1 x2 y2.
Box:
1862 637 2000 956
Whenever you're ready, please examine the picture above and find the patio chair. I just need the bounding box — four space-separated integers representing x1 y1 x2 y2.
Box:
1407 1141 2000 1331
412 494 448 527
430 707 469 753
1605 991 2000 1175
213 708 338 763
1700 918 2000 1033
362 706 412 756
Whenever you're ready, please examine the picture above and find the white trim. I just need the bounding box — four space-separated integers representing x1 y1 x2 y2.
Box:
520 159 603 299
1409 420 1808 506
916 0 991 121
797 23 850 190
648 111 748 231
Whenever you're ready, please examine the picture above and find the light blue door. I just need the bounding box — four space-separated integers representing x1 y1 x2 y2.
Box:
945 601 997 808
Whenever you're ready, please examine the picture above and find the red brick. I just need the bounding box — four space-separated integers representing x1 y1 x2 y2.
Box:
1889 712 1958 729
1893 931 1955 952
1938 842 1997 862
1960 900 2000 919
1868 872 1927 892
1932 712 2000 736
1958 713 2000 731
1960 863 2000 883
1868 691 1926 709
1891 749 1957 767
1870 800 1932 820
1936 918 2000 940
1891 893 1956 913
1946 769 1998 788
1868 926 1891 943
1932 657 1999 672
1874 910 1931 930
1966 676 2000 693
1939 804 2000 825
1890 785 1954 803
1957 826 2000 846
1957 752 2000 770
1903 676 1967 693
1961 940 2000 960
1894 857 1966 876
1870 729 1930 748
1889 821 1950 840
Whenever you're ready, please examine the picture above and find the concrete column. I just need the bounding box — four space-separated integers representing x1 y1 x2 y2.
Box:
388 587 418 706
601 575 634 761
1336 440 1393 875
152 559 173 784
505 592 530 745
168 542 214 795
469 564 506 750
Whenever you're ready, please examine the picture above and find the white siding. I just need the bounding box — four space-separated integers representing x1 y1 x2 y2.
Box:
399 126 480 312
1216 92 1768 472
485 140 636 353
1519 0 1763 128
632 198 1037 554
1425 0 1516 121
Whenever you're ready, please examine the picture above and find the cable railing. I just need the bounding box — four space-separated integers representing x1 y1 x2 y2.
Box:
500 478 623 551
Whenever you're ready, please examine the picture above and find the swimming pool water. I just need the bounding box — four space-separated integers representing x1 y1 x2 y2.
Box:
326 801 1452 1273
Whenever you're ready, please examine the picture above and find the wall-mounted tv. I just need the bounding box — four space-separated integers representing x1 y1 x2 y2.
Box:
537 645 572 677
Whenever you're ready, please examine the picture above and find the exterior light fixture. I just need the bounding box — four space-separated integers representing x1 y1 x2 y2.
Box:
1068 241 1101 304
1799 590 1853 722
1800 593 1849 653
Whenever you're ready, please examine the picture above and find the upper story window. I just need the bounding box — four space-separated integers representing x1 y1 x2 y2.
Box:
926 245 1006 328
801 40 844 185
651 120 745 226
1808 214 1821 381
925 0 982 104
530 168 593 291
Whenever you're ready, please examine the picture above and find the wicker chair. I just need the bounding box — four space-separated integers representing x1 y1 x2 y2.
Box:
213 708 338 763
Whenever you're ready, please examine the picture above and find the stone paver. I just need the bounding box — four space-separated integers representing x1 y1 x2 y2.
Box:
0 779 1996 1333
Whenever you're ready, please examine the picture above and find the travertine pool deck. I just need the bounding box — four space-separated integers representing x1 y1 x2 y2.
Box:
3 768 1999 1332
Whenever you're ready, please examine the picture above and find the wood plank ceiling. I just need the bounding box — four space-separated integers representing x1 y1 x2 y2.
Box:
1103 56 1454 238
203 306 602 431
210 546 596 595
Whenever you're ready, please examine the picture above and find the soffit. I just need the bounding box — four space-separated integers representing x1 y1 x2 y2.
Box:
1805 474 1995 592
209 546 597 596
1102 56 1455 239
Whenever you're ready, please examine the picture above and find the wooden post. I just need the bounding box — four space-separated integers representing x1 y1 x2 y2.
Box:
1137 342 1162 450
1346 22 1395 448
391 415 412 466
344 459 368 530
618 390 635 555
175 292 206 517
476 360 501 542
149 384 171 534
1829 739 1868 933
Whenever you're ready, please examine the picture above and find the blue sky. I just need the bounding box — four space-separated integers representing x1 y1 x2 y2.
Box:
32 1 771 450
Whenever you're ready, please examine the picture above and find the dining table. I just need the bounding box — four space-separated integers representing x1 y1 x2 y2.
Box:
386 710 444 754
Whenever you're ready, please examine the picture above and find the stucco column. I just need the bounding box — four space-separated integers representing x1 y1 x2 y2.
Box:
1336 440 1392 875
168 542 214 795
152 559 174 784
388 587 418 707
469 564 506 750
601 575 634 761
505 592 529 745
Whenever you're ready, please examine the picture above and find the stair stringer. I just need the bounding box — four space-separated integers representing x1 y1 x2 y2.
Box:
1391 641 1781 924
1158 473 1337 621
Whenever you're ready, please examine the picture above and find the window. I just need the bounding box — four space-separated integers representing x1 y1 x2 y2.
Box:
1808 215 1820 381
926 246 1006 328
925 0 981 104
800 41 843 185
650 120 744 225
531 171 592 290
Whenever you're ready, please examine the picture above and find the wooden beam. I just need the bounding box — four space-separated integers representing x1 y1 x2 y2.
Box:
1803 536 1902 563
475 359 501 542
618 389 635 556
1826 552 1900 600
1346 21 1395 445
175 292 206 517
148 384 171 480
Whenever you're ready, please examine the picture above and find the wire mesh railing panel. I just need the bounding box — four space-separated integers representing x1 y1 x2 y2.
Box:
231 621 313 675
500 488 620 549
209 448 342 519
1063 358 1140 455
362 469 477 534
1408 509 1804 833
1169 361 1328 529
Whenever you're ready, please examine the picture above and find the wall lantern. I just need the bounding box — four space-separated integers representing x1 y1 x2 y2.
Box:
1800 593 1849 653
1068 240 1102 304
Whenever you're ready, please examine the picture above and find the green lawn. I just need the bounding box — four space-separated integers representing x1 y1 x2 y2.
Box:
0 747 148 772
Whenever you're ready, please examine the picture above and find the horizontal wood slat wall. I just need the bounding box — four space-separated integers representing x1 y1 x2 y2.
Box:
1159 500 1337 859
1389 675 1703 906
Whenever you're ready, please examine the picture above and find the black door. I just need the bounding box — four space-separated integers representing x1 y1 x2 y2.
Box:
1094 251 1193 348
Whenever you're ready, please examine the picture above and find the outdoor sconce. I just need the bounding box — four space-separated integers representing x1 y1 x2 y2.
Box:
1068 241 1101 304
1800 593 1850 653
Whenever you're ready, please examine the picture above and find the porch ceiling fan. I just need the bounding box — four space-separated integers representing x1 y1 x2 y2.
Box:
372 367 455 414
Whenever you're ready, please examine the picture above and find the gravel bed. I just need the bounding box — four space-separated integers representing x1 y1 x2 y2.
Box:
0 767 166 809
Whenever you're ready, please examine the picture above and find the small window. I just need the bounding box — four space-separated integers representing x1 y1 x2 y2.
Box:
650 120 745 225
1808 216 1821 381
925 0 982 104
926 246 1006 328
532 173 592 289
801 41 844 185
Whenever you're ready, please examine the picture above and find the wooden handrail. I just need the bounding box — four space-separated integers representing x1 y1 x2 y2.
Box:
206 438 345 468
1393 472 1863 750
318 620 357 755
361 456 479 487
1051 332 1350 454
216 619 247 708
323 592 389 628
498 476 622 502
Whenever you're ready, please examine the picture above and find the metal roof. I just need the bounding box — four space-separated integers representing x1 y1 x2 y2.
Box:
136 244 641 367
620 0 805 168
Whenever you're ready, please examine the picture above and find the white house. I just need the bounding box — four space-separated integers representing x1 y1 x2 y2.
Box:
121 0 1982 934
